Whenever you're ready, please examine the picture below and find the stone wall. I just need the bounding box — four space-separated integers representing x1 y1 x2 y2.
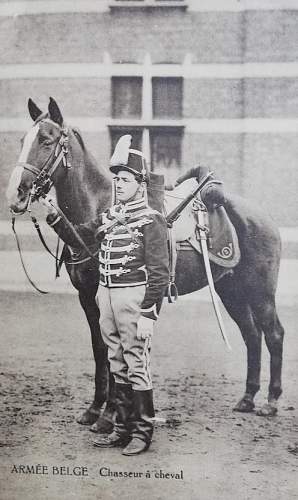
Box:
1 3 298 225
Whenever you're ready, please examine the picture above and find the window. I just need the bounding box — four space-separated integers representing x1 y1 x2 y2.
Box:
110 127 143 153
150 128 182 182
152 77 183 118
109 69 184 185
150 128 182 170
112 77 142 119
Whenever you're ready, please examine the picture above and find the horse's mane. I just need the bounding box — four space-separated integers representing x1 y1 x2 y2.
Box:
72 127 86 151
69 127 111 190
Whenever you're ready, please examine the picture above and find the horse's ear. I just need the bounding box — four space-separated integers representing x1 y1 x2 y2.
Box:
48 97 63 126
28 98 43 121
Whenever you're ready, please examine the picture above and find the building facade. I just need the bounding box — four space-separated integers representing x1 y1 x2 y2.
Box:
1 0 298 226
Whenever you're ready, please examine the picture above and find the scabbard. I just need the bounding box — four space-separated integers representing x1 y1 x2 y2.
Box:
197 210 232 351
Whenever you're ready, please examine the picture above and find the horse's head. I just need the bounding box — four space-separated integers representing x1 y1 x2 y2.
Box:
6 97 70 214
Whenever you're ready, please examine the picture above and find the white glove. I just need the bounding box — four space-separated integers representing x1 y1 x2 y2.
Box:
137 316 155 340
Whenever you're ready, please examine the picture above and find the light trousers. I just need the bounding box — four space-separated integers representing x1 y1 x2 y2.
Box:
97 284 152 391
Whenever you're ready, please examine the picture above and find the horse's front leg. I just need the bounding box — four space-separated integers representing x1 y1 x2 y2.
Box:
77 288 116 432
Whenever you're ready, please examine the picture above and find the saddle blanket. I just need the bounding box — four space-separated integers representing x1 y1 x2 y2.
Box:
165 178 241 269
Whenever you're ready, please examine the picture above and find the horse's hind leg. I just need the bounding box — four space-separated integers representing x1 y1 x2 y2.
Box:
77 289 115 432
215 276 262 412
250 295 284 416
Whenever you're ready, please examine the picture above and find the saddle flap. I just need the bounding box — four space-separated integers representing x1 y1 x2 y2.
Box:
194 206 241 268
164 179 240 269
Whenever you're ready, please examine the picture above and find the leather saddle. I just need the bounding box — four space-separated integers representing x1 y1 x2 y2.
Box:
148 175 240 269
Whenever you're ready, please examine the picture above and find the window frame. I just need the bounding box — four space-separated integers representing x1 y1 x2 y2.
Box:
108 57 185 174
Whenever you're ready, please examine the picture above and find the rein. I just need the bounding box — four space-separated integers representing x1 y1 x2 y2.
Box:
30 215 65 277
11 216 48 294
46 199 100 265
31 213 99 267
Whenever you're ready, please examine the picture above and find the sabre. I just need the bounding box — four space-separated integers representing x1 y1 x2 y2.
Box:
196 206 232 351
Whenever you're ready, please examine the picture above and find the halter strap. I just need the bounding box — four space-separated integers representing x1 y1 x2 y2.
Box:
17 163 41 177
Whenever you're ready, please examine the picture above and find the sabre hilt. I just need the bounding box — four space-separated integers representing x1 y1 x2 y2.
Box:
166 171 214 226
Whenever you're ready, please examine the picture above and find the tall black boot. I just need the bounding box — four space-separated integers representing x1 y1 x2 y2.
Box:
122 389 154 456
93 383 133 448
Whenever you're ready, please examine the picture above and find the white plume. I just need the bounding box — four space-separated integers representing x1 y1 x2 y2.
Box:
110 135 132 167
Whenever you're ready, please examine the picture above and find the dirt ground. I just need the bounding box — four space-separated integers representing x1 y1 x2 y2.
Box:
0 290 297 500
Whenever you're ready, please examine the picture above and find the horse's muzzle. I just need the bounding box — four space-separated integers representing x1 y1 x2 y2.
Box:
8 197 30 215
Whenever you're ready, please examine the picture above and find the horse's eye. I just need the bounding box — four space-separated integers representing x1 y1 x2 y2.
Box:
38 135 51 145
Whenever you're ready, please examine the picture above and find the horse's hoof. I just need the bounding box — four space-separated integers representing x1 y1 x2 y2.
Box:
90 416 114 434
256 403 278 417
233 398 255 413
76 405 102 425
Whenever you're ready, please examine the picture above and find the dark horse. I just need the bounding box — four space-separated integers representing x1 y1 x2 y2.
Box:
6 97 284 420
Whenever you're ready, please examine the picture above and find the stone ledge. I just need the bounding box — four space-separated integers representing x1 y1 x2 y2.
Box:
0 252 297 307
1 222 297 257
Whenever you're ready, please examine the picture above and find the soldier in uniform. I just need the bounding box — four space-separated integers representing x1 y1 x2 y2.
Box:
43 135 169 456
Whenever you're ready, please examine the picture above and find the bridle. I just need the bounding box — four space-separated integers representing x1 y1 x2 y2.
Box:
11 119 99 293
16 120 71 212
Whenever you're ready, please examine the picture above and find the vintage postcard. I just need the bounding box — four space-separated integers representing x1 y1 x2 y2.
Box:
1 1 297 499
